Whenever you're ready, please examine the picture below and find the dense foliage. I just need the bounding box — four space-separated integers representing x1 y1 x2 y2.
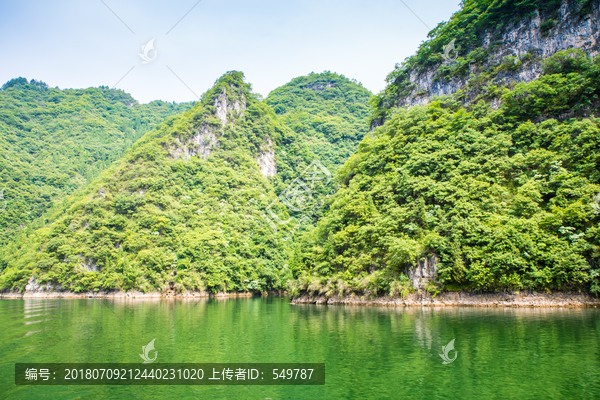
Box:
0 72 332 293
0 78 191 245
266 72 371 171
2 2 598 297
291 50 600 297
0 71 373 293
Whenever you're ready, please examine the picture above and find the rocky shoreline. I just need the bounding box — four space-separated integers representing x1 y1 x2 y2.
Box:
0 290 258 299
291 291 600 308
3 289 599 307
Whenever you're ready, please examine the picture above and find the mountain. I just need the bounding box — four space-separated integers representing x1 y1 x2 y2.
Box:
266 71 372 172
290 2 600 298
0 78 192 246
7 0 597 298
0 71 373 294
0 72 285 293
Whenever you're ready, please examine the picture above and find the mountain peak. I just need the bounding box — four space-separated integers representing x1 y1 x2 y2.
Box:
203 71 250 113
169 71 252 160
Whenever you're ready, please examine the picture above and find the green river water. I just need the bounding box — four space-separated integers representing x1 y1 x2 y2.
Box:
1 296 600 399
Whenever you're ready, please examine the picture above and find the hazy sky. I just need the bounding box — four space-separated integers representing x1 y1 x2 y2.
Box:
1 0 461 103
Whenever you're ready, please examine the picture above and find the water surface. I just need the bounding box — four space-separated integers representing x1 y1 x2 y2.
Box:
1 297 599 399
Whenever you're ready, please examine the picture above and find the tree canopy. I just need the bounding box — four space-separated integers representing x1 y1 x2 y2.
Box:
0 78 191 246
290 50 600 297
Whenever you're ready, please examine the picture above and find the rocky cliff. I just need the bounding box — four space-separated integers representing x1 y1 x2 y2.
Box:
169 86 247 161
374 0 599 126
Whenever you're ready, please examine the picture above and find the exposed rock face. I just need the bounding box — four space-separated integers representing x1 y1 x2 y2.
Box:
396 0 600 109
25 277 58 293
170 126 219 160
170 87 246 160
214 89 246 126
406 254 438 289
305 81 334 92
256 137 277 177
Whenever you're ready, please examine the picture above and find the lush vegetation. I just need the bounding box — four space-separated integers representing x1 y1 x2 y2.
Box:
2 1 599 297
0 71 373 294
266 72 371 171
0 78 191 246
290 50 600 297
0 72 333 293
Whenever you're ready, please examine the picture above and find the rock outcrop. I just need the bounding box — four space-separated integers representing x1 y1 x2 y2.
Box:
170 86 247 160
256 137 277 177
214 88 246 126
406 254 438 290
170 126 219 160
396 0 600 109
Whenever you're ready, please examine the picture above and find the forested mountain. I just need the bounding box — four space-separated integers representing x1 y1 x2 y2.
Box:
266 72 371 171
0 72 327 293
290 3 600 297
0 71 372 294
0 78 191 246
2 1 599 297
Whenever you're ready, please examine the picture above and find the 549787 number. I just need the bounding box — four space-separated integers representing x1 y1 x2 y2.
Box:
272 369 313 380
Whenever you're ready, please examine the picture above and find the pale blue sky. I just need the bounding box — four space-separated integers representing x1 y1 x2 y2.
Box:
0 0 461 103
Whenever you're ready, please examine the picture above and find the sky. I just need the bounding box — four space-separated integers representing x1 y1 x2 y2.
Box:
0 0 461 103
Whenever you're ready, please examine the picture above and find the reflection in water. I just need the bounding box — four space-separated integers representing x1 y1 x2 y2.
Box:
413 308 434 350
22 299 57 329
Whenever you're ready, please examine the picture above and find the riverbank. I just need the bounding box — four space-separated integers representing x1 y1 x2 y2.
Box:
4 289 598 306
0 290 263 299
291 291 600 307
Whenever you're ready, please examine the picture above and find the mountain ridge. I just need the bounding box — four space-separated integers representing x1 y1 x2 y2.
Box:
0 77 192 247
0 71 372 294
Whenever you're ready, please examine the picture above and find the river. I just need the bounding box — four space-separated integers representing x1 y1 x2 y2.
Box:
2 296 599 399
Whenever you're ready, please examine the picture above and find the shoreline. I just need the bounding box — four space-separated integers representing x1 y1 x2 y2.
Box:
0 290 281 299
3 289 599 307
290 291 600 308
